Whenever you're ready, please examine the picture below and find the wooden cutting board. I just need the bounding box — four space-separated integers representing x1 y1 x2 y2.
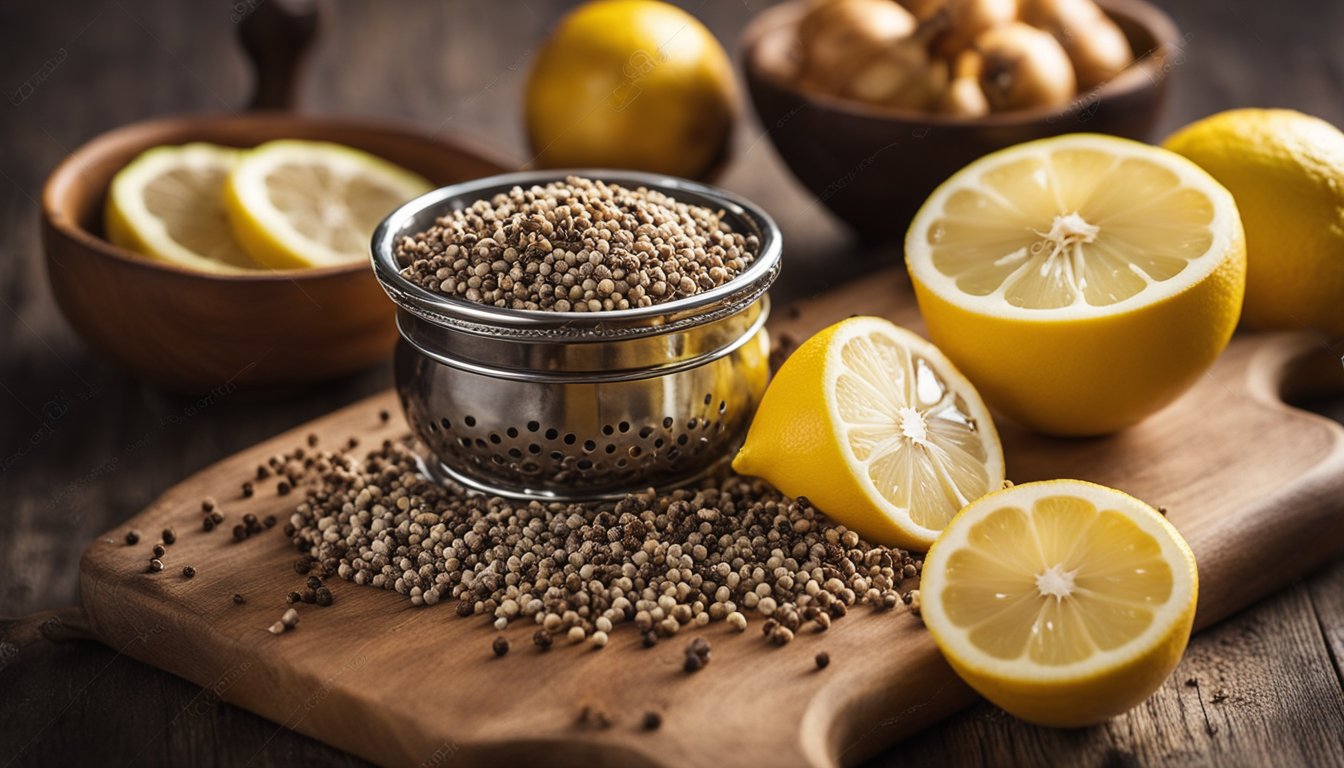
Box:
73 268 1344 768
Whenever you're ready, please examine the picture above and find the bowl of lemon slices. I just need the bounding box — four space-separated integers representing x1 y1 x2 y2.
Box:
42 115 507 393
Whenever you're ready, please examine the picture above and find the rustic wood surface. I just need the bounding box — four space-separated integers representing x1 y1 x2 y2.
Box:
64 272 1344 768
1 0 1342 766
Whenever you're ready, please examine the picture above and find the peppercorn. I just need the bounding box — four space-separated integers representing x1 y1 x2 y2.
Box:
642 711 662 731
277 481 291 496
210 511 224 525
148 558 163 573
492 637 510 657
378 409 391 423
533 629 553 650
201 498 216 513
281 608 299 628
232 593 246 605
202 517 216 532
232 524 247 541
241 482 254 498
306 575 323 590
287 591 302 605
182 565 196 579
301 589 317 604
683 653 704 673
294 558 312 575
456 601 473 618
124 530 140 545
151 544 166 558
315 587 333 607
307 433 319 447
263 515 277 529
815 652 830 670
161 528 176 545
641 631 658 648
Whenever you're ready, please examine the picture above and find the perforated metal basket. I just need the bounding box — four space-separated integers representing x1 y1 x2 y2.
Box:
371 170 782 500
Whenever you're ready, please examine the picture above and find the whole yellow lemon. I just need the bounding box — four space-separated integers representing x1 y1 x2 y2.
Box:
524 0 738 180
1164 109 1344 338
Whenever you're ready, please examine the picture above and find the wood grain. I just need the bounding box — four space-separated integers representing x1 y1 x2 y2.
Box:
2 0 1343 766
70 268 1344 768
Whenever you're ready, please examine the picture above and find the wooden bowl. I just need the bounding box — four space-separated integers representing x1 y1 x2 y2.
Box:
42 114 509 393
741 0 1182 241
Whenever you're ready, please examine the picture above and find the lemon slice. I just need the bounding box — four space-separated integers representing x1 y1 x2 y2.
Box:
223 140 432 269
732 316 1004 550
105 143 259 273
906 134 1246 436
920 479 1198 727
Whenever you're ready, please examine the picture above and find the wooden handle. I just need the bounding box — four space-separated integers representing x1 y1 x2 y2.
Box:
237 0 322 111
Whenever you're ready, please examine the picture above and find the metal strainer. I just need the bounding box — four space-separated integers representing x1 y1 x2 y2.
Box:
371 170 781 500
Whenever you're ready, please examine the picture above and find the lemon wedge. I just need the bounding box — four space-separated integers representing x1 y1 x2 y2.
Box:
920 479 1198 727
105 143 258 273
905 134 1246 436
732 316 1004 550
223 140 431 269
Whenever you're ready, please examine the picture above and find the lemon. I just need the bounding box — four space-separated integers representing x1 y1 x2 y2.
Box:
905 134 1246 436
223 140 431 269
105 143 259 273
732 316 1004 550
524 0 737 180
1164 109 1344 338
920 479 1198 727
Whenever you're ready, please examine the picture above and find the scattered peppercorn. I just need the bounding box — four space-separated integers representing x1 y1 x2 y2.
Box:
533 629 553 650
256 465 270 480
125 530 140 546
305 575 323 590
302 588 317 604
232 593 246 605
201 498 216 513
642 711 662 731
277 481 291 496
492 637 510 657
287 591 302 605
378 409 391 423
202 517 216 532
152 543 166 558
307 433 319 447
161 528 176 545
815 652 830 669
241 482 254 498
315 587 333 607
281 608 299 628
683 653 704 673
271 436 916 644
263 515 277 529
182 565 196 579
148 558 163 573
210 511 224 525
232 524 248 542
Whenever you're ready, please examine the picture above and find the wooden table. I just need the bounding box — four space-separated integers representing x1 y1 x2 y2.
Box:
1 0 1341 765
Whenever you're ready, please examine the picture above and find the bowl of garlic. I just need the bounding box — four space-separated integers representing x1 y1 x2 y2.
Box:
741 0 1181 240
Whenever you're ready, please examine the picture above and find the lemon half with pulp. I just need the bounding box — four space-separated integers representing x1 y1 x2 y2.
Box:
732 316 1004 550
906 134 1246 436
920 479 1198 727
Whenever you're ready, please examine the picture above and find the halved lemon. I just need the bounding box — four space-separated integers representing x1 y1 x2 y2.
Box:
920 479 1198 727
906 134 1246 436
223 140 431 269
732 316 1004 550
105 143 259 273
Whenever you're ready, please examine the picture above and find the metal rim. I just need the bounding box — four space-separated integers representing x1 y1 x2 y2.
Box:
370 169 783 340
